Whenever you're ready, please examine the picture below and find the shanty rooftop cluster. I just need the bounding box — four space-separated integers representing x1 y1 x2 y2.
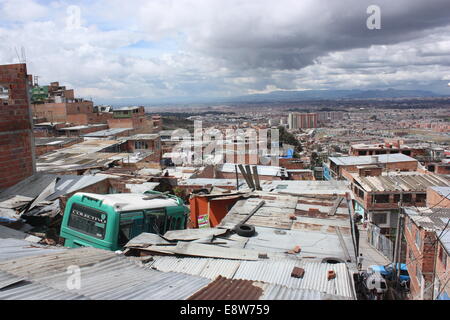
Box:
0 63 449 300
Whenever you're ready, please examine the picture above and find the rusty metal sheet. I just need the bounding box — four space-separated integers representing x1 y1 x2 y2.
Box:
188 276 264 300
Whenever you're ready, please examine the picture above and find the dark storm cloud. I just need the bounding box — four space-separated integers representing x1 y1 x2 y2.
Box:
192 0 450 71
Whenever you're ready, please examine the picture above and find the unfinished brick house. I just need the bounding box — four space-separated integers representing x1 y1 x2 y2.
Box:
325 153 419 181
107 106 153 133
0 63 36 191
427 186 450 208
403 207 450 300
31 81 112 125
350 141 428 159
435 231 450 300
350 172 449 238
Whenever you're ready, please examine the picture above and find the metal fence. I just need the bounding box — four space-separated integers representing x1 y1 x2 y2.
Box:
367 224 394 261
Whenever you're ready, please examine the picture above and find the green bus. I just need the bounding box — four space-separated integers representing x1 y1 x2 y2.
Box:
59 191 188 251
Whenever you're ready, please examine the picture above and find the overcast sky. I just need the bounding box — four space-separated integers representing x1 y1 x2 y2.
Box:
1 0 450 104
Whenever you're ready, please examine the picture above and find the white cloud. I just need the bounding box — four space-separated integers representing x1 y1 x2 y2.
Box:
0 0 450 103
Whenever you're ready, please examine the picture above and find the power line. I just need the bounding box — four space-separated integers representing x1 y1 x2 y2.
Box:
435 276 450 300
402 215 450 271
415 192 450 213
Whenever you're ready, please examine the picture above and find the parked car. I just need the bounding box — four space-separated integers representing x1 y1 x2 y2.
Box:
367 263 410 282
359 271 388 300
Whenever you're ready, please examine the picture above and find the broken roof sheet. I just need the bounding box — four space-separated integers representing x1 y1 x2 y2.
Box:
0 173 110 202
163 228 228 241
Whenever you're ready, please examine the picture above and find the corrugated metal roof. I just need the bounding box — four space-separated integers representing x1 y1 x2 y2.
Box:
439 231 450 254
354 174 449 192
0 238 65 263
404 207 450 232
0 173 58 201
125 232 171 247
0 173 110 202
0 282 89 300
82 128 130 137
32 256 211 300
329 153 417 166
0 246 115 277
233 260 354 299
188 276 264 300
430 186 450 198
259 283 350 300
0 270 25 289
163 228 228 241
220 163 288 177
0 226 29 240
261 180 350 195
148 256 241 280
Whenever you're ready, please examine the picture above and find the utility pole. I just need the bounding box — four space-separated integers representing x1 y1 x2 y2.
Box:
393 190 404 290
235 164 239 191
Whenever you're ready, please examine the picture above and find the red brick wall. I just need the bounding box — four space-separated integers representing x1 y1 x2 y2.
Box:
436 164 450 175
33 101 97 125
0 63 35 190
427 187 450 208
32 103 67 122
279 158 306 169
404 216 437 299
108 118 134 128
435 242 449 299
340 160 418 179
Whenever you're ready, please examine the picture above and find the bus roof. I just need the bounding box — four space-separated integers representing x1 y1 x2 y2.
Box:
73 192 181 212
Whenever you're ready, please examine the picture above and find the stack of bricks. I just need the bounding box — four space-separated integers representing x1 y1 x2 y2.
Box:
0 63 35 191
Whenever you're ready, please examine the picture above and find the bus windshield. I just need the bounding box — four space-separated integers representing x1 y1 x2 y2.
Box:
68 203 108 239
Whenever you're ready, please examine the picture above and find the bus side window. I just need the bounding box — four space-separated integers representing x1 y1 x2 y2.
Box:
119 211 144 242
144 209 167 235
118 221 133 246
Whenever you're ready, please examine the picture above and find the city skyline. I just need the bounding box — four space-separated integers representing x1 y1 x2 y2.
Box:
1 0 450 104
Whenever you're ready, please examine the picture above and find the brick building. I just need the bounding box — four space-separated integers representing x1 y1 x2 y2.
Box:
31 81 112 125
350 141 428 159
427 186 450 208
403 207 450 300
108 106 152 133
288 112 318 130
0 63 36 191
350 173 449 238
435 231 450 300
325 153 418 181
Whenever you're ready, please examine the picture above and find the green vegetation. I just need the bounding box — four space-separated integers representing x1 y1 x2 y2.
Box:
278 126 302 152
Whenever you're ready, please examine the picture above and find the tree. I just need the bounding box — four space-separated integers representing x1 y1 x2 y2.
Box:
278 126 303 152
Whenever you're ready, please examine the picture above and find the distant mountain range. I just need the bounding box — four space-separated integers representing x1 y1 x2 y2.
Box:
226 88 443 103
108 88 447 107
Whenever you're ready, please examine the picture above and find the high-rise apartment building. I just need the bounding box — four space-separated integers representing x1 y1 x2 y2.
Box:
288 112 318 129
